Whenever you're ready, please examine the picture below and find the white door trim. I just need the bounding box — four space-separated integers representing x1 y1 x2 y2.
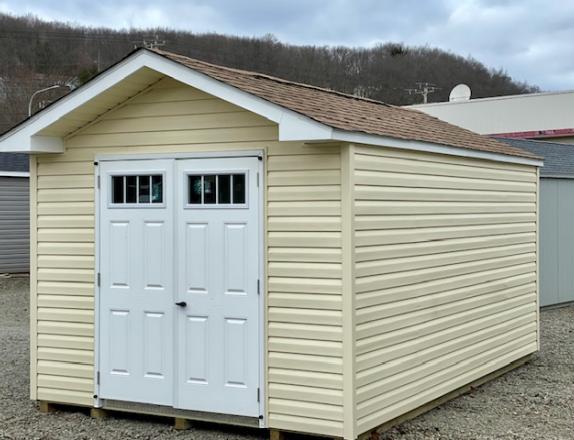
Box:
96 150 265 162
93 150 266 423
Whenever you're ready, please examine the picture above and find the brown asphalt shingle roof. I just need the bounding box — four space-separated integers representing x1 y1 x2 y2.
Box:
152 49 538 161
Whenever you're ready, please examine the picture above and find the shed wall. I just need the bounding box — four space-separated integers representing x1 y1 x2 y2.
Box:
31 77 345 437
539 178 574 306
351 145 539 435
0 176 29 272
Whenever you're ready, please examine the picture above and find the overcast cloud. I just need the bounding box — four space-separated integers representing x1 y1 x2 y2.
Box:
1 0 573 90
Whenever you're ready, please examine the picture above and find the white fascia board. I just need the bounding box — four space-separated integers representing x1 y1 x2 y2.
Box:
0 50 331 153
331 129 544 167
0 50 152 153
0 171 29 177
278 112 332 141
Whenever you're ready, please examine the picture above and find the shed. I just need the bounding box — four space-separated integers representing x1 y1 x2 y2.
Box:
0 48 542 440
0 152 29 273
499 138 574 307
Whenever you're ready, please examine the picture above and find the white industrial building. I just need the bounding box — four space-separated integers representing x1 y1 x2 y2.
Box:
410 88 574 144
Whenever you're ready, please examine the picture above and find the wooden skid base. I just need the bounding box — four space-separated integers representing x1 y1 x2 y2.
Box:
269 429 284 440
269 428 341 440
90 408 108 419
38 401 57 413
174 418 192 430
358 354 534 440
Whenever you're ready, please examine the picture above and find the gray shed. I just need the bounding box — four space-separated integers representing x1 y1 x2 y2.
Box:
500 138 574 307
0 152 29 273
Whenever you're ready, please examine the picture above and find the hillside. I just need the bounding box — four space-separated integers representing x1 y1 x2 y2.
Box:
0 13 539 133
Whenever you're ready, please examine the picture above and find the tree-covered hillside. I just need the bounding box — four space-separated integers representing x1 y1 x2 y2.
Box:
0 13 538 133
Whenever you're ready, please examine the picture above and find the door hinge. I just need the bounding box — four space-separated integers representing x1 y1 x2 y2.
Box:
257 387 260 402
96 371 100 385
257 279 260 295
256 172 260 187
97 175 101 189
97 273 101 287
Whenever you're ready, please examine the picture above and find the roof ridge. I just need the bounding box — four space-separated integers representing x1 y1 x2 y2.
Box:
149 48 394 108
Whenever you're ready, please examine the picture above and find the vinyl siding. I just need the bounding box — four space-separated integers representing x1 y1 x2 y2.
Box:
352 145 539 436
538 179 574 306
32 77 344 436
267 148 344 437
0 176 29 272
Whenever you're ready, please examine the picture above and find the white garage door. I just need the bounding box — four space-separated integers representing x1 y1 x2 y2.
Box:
97 156 261 417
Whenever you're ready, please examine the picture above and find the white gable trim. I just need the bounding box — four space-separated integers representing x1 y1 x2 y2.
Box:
330 130 544 167
0 49 540 167
0 50 331 153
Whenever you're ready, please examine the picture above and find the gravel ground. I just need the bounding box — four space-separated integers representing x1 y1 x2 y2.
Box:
0 276 573 439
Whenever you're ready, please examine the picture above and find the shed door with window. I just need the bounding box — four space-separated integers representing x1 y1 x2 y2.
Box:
98 157 261 417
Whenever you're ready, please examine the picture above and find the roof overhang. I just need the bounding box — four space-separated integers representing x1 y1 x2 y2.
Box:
0 49 542 167
0 171 29 177
331 130 543 167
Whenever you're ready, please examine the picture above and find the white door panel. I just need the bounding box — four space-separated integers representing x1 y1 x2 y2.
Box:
99 160 174 405
175 157 260 417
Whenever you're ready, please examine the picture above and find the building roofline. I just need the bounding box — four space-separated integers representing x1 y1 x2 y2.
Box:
409 88 574 108
0 48 540 166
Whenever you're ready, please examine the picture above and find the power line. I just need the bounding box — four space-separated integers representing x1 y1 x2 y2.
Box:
134 34 166 50
404 82 440 104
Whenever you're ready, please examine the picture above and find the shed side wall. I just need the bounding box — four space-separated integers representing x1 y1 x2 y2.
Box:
539 178 574 306
0 176 30 272
32 78 344 437
352 145 539 435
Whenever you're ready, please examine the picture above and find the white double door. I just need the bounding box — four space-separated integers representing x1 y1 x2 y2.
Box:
98 157 261 417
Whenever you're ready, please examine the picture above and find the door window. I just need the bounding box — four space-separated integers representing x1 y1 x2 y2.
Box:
187 173 247 207
111 174 164 205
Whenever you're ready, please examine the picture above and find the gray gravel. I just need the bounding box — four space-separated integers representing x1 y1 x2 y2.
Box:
0 276 573 439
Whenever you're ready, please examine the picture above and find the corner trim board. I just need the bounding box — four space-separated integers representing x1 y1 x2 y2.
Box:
341 143 356 439
29 155 38 400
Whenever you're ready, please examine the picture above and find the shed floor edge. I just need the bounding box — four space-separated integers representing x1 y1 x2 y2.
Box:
357 353 535 440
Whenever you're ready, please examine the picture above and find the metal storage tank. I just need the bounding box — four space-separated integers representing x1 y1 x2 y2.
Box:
0 153 29 273
500 138 574 307
0 48 542 439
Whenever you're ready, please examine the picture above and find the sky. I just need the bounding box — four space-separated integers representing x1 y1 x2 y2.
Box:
1 0 573 91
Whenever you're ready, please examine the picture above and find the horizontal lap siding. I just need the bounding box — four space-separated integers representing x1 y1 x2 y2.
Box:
33 78 344 435
267 148 344 438
352 146 539 435
0 177 30 272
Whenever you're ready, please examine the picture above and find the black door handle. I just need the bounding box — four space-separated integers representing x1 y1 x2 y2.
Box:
175 301 187 307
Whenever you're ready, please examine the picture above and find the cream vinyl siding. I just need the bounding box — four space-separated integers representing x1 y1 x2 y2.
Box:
352 145 539 435
267 146 343 437
32 77 344 436
0 176 29 273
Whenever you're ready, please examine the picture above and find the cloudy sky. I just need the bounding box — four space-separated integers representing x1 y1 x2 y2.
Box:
1 0 573 90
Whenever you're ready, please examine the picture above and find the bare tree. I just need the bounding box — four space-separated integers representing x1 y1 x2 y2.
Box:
0 13 539 133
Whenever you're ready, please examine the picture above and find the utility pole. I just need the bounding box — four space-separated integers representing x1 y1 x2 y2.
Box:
135 34 166 50
405 82 440 104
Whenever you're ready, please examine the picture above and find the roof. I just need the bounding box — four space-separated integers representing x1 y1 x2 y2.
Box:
497 138 574 178
0 48 540 164
152 49 537 160
0 153 28 173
